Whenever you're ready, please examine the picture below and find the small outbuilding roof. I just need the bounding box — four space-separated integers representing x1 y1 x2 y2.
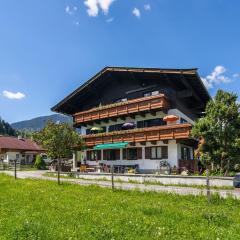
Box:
0 136 43 152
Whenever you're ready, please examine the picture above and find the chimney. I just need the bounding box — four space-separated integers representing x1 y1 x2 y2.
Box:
18 135 24 140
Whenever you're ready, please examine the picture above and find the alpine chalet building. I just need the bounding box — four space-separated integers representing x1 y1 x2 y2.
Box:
52 67 210 173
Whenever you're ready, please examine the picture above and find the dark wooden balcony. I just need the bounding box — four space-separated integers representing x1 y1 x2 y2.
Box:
83 123 192 147
74 94 169 125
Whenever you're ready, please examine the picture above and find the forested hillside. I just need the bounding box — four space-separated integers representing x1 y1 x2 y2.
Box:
0 117 17 136
11 114 72 131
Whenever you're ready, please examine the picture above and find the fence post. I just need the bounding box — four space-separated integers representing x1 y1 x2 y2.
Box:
206 169 210 202
57 159 61 185
14 159 17 179
111 165 114 191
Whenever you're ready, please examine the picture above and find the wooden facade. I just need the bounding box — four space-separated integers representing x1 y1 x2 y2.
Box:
52 67 211 173
83 123 191 147
74 94 169 125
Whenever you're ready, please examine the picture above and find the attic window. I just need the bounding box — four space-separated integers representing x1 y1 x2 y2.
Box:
143 90 159 97
115 98 127 103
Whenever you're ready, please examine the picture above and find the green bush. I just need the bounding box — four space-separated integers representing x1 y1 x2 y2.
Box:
34 155 46 170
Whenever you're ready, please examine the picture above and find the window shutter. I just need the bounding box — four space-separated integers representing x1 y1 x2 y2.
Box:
116 150 120 160
145 147 151 159
123 149 127 160
97 151 101 161
103 150 108 160
137 148 142 159
87 151 90 160
161 146 168 159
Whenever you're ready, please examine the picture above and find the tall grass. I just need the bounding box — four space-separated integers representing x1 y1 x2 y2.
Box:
0 174 239 240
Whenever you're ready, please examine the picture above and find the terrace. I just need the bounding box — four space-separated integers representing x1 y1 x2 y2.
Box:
83 123 192 146
73 94 169 126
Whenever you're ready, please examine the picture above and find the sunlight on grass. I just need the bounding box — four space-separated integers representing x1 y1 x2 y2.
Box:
0 174 239 239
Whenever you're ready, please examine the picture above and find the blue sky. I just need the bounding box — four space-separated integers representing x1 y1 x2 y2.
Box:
0 0 239 123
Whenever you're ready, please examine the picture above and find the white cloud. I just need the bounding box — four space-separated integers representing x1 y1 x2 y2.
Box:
144 4 151 11
233 73 239 78
106 17 114 23
84 0 115 17
132 8 141 18
201 65 231 89
65 5 77 15
2 90 25 100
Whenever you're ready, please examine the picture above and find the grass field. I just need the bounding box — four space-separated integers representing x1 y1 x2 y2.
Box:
0 174 240 240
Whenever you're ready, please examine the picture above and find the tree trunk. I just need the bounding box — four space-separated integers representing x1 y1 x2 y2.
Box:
57 158 61 185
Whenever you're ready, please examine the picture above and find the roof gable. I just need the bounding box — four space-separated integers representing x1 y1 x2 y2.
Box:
52 66 211 115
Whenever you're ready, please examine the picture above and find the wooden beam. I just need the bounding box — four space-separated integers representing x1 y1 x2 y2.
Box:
177 90 193 98
180 75 202 103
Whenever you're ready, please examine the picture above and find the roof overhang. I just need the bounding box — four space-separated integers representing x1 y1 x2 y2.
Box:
52 66 211 115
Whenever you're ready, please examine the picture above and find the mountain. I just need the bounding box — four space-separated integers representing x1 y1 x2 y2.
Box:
0 117 17 136
11 114 72 132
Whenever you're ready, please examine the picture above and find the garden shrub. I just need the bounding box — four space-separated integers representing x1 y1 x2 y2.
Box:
34 155 46 170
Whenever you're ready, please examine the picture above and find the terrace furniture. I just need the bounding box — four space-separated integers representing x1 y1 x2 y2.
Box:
80 165 87 172
86 167 95 172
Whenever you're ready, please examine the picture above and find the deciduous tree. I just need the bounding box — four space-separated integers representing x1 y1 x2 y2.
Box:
192 90 240 174
33 121 84 184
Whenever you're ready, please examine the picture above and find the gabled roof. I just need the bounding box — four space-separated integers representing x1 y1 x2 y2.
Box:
0 136 43 152
52 66 211 115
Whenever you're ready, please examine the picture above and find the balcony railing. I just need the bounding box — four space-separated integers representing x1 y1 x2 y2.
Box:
74 94 169 125
83 123 191 146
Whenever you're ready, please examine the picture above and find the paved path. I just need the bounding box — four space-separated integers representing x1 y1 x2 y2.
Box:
1 170 240 199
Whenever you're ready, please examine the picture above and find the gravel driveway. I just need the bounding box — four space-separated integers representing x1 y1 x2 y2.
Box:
1 170 240 199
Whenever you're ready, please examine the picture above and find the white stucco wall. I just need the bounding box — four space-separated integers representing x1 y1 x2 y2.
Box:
168 108 194 124
77 108 195 172
3 152 20 163
83 140 180 172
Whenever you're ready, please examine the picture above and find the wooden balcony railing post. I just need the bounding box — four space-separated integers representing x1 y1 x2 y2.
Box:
83 124 192 147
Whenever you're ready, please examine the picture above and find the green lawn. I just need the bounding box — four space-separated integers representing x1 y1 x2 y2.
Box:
0 174 239 240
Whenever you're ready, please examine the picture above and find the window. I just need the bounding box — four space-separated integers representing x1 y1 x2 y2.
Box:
109 124 123 132
137 118 166 128
143 90 159 97
152 91 159 96
147 146 168 159
103 149 120 160
87 150 101 161
16 154 19 159
86 129 91 135
181 147 191 160
151 147 162 159
115 98 127 103
180 118 188 124
86 127 106 135
143 92 151 97
127 148 138 160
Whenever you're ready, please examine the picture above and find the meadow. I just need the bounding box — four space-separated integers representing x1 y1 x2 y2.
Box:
0 174 240 240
